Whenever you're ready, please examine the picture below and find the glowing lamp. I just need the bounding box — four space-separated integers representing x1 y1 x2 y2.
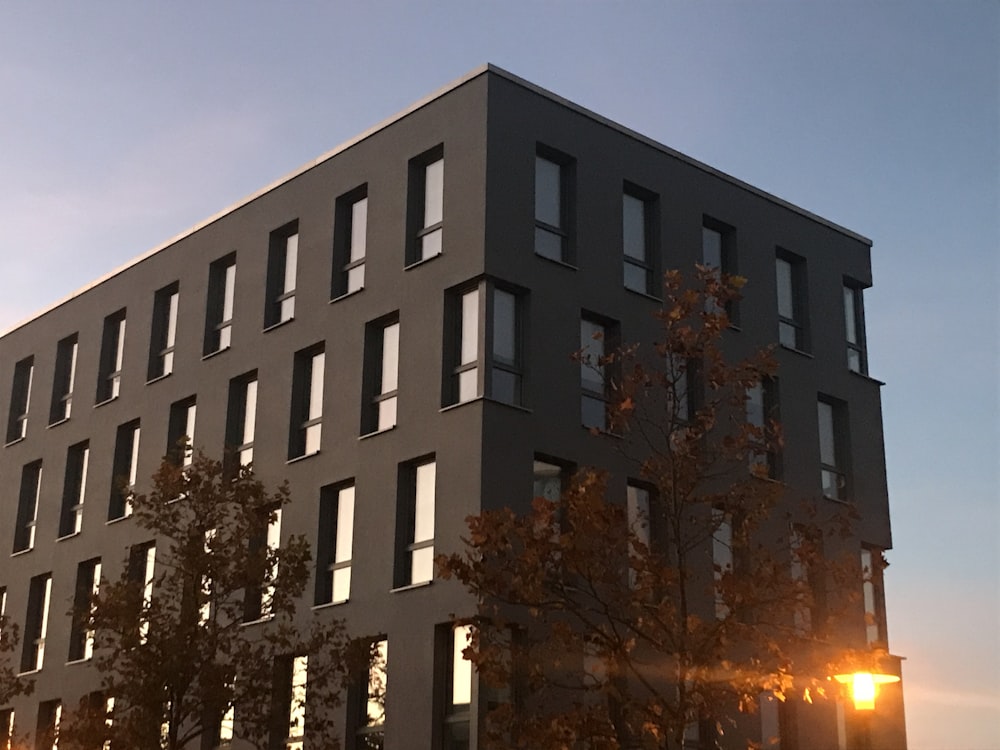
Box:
833 671 900 711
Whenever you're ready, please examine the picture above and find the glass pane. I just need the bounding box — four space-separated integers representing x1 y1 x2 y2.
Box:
582 395 606 430
423 158 444 228
304 423 321 454
822 468 843 500
623 194 646 261
626 485 650 546
535 156 561 227
844 286 858 344
580 319 605 388
335 486 355 563
288 655 308 738
778 321 797 348
366 640 388 725
533 461 562 501
283 235 298 293
222 264 236 321
280 297 295 322
775 258 793 319
452 624 473 705
161 351 174 376
165 293 178 347
332 567 351 603
421 227 442 260
411 546 434 584
219 324 231 350
534 226 562 261
308 353 325 420
347 265 365 293
128 427 141 485
239 446 253 467
458 369 478 403
702 227 722 268
377 396 396 431
817 401 836 465
624 262 648 293
413 462 436 543
381 324 399 393
746 384 764 428
848 348 862 373
351 198 368 262
491 368 519 405
243 380 258 444
492 289 516 363
461 289 479 365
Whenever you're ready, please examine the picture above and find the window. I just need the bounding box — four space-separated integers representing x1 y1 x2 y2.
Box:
35 699 61 750
626 483 651 589
843 282 868 374
351 638 387 749
20 572 51 672
438 623 472 749
333 186 368 297
407 147 444 265
271 655 309 750
746 379 780 478
108 420 140 521
225 371 257 470
12 461 42 554
789 527 825 634
395 457 436 587
244 507 281 622
68 558 101 662
361 316 399 434
534 147 574 263
289 345 324 459
148 282 179 380
860 546 887 645
445 281 524 407
58 441 89 538
580 315 618 431
204 253 236 355
712 508 733 619
316 482 355 606
533 458 567 502
623 186 656 294
49 334 78 424
817 398 848 501
96 309 127 403
6 356 33 442
702 217 738 323
0 708 13 750
775 252 808 350
265 221 299 328
128 541 156 644
167 396 197 467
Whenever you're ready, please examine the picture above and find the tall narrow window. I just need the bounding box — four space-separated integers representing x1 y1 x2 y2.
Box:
712 508 733 619
844 283 868 374
50 335 78 424
454 286 480 403
817 398 848 501
316 482 355 606
6 356 33 442
148 282 179 380
59 441 89 538
244 508 281 622
623 187 655 294
0 708 12 750
289 345 324 458
21 572 52 672
12 460 42 554
362 317 399 434
271 655 309 750
703 217 738 323
68 557 102 662
746 379 780 478
333 186 368 297
395 458 436 587
167 396 197 467
533 458 567 502
775 252 808 350
205 253 236 355
226 371 257 470
860 546 887 645
35 699 61 750
580 315 617 431
265 222 299 328
352 639 387 748
626 483 651 589
789 528 824 634
96 309 127 403
109 420 140 521
127 542 155 644
439 623 472 749
407 148 444 265
535 148 573 263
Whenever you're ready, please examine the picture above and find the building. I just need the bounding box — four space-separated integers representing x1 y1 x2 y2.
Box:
0 65 905 749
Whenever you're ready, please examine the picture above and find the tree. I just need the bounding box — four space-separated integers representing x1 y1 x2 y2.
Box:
439 268 860 749
1 611 33 709
60 453 352 750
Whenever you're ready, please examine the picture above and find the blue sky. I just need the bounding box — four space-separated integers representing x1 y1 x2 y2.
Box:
1 2 997 748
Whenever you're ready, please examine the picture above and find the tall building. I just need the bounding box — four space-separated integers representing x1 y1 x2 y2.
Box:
0 65 905 749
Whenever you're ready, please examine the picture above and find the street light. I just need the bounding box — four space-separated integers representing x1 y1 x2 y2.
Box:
832 671 900 711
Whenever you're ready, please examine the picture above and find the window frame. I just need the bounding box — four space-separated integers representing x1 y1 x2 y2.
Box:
225 371 258 472
68 557 102 662
204 253 237 356
534 145 575 265
775 250 809 351
288 345 325 459
395 456 436 588
20 572 52 673
96 309 127 404
843 280 869 374
108 420 141 521
148 282 180 381
361 315 400 435
316 481 355 606
332 185 369 298
406 146 445 266
58 441 90 538
580 313 619 431
12 460 43 554
6 356 33 443
623 183 658 295
265 221 299 329
167 396 197 468
50 334 78 424
702 216 739 324
817 396 849 501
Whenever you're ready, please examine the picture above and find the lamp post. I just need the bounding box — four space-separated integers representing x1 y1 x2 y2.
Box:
831 671 900 750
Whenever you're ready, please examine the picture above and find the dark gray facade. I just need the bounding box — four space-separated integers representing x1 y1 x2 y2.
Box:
0 65 905 749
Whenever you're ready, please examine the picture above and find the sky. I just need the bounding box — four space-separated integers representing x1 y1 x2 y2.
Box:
0 2 997 748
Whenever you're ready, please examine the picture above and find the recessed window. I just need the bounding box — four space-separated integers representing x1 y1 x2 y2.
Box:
167 396 197 467
407 147 444 265
580 315 619 431
6 356 33 442
96 309 127 403
438 623 472 747
396 457 436 587
843 282 868 374
265 221 299 328
271 654 309 750
712 508 733 619
860 546 887 645
0 708 12 750
626 483 651 589
21 572 52 672
775 251 808 350
12 460 42 553
225 371 258 471
351 638 388 748
534 147 574 264
244 507 281 622
623 186 656 295
702 217 738 323
148 282 179 380
362 316 400 434
127 541 155 644
205 253 236 355
333 186 368 297
316 482 355 606
790 527 825 634
50 334 78 423
289 345 325 459
58 441 89 538
817 397 849 501
533 457 568 502
746 379 780 478
35 699 61 748
68 557 101 662
108 420 140 521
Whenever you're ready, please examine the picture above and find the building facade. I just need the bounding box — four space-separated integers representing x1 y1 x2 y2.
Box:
0 66 905 749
